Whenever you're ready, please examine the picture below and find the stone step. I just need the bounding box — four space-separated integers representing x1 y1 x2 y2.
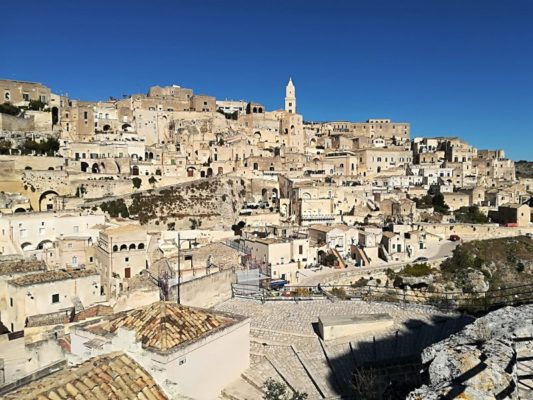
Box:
294 346 340 399
221 377 264 400
264 345 323 399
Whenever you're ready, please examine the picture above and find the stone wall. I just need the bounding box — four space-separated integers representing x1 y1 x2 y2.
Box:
409 305 533 399
420 222 533 240
177 268 236 308
0 114 34 132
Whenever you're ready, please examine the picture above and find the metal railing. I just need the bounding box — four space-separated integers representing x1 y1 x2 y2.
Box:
232 281 533 313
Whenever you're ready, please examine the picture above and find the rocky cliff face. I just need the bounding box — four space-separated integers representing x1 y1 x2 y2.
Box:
409 305 533 399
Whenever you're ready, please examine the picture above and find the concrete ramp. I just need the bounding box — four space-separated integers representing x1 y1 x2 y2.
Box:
319 314 393 341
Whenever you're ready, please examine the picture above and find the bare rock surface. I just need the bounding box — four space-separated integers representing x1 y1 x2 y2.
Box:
408 305 533 399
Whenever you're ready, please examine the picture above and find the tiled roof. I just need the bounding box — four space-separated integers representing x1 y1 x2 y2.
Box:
8 268 99 287
86 301 235 353
0 260 46 276
2 351 168 400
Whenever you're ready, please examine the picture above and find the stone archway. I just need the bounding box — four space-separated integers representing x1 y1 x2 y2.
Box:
51 107 59 126
39 190 59 212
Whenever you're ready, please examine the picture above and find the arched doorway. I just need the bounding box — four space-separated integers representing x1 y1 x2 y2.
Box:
91 163 100 173
14 208 27 213
132 165 139 176
39 190 59 211
81 162 89 172
206 168 213 177
103 124 111 131
20 242 33 251
37 240 53 250
51 107 59 126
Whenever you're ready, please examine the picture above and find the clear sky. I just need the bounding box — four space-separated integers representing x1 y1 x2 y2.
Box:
2 0 532 160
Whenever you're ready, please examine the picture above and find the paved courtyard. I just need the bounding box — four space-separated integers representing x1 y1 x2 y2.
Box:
217 298 473 399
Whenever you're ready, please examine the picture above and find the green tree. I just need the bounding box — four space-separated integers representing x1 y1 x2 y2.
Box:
0 139 11 154
132 177 142 189
148 176 157 186
28 99 47 111
263 378 308 400
432 193 450 214
455 206 489 224
0 102 20 116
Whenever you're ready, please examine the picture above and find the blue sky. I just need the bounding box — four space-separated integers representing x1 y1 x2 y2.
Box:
2 0 532 159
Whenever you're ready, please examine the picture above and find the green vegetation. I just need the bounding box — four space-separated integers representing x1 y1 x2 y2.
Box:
0 139 11 154
132 177 142 189
231 220 246 235
454 206 489 224
263 378 308 400
401 263 433 277
352 277 369 287
189 218 202 229
516 160 533 179
100 199 129 218
0 102 20 116
19 137 60 155
28 99 47 111
148 176 157 186
440 236 533 291
324 253 337 266
413 193 450 214
331 287 348 299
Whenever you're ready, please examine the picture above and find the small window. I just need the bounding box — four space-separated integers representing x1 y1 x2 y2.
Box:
52 294 60 304
125 257 129 262
10 298 13 307
184 255 193 261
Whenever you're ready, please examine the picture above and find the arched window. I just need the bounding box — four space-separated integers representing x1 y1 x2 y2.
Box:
138 243 145 250
113 245 118 252
120 244 127 251
129 243 136 250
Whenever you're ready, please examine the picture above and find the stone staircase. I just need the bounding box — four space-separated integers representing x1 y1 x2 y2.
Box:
514 337 533 399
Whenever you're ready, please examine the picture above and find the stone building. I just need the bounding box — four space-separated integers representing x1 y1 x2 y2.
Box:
0 266 102 332
0 79 51 106
70 301 250 399
95 224 149 298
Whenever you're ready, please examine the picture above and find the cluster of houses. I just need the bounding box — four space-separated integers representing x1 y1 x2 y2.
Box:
0 77 531 398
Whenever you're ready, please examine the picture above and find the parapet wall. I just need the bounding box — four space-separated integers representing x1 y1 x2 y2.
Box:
178 268 236 308
420 223 533 239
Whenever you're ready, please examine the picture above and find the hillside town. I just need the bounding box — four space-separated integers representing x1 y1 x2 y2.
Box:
0 77 532 399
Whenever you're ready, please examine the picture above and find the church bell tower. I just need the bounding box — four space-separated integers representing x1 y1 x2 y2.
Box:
284 77 296 114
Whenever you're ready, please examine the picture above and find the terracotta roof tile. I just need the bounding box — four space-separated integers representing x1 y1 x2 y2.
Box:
85 301 236 353
2 352 168 400
8 268 99 287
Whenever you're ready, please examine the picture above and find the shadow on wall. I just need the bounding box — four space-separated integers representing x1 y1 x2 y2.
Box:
323 313 474 399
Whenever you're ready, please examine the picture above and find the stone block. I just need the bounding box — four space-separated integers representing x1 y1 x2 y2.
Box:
318 313 393 341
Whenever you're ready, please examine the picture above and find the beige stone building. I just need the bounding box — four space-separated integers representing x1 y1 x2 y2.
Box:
95 224 149 298
0 79 51 106
70 301 250 399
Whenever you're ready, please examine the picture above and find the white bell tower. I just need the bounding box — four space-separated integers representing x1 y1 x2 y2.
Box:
284 77 296 114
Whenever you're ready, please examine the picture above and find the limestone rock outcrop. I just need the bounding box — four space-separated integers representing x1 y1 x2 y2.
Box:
408 305 533 399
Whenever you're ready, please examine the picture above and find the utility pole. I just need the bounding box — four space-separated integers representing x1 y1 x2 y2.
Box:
177 233 181 304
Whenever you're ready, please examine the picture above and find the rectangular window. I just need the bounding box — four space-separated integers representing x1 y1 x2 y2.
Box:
22 93 29 101
10 298 13 307
84 111 88 119
299 245 303 255
52 294 59 303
